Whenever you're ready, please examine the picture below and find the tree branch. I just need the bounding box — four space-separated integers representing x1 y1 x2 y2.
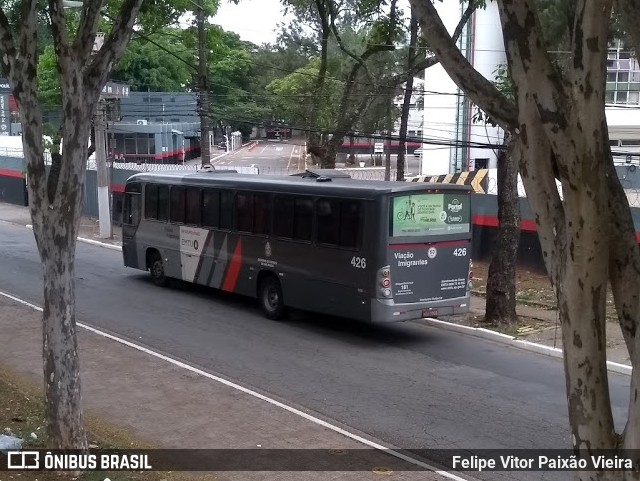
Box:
496 0 570 125
408 0 517 130
47 0 74 76
85 0 145 92
74 0 106 62
326 0 371 79
400 1 476 81
568 1 613 122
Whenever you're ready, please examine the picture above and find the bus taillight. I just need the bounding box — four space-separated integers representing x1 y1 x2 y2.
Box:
377 265 392 298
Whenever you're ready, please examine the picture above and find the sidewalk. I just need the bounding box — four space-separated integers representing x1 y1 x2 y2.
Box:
0 296 446 481
466 294 631 366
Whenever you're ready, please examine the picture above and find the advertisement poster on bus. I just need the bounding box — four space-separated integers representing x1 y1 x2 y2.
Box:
391 193 470 237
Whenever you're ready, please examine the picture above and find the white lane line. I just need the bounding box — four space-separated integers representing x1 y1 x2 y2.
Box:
0 289 468 481
260 144 268 154
286 146 297 170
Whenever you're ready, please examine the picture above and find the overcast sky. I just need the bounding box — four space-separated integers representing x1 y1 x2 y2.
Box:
212 0 295 46
211 0 413 46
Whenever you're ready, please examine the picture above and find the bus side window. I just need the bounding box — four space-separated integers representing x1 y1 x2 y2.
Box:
273 196 294 238
339 201 361 248
123 194 141 226
316 198 340 245
220 191 234 230
253 193 270 235
185 187 201 226
157 185 169 222
236 192 253 232
202 189 220 228
170 186 186 224
145 184 158 220
293 198 313 241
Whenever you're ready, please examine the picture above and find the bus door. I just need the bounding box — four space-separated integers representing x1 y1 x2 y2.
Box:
386 190 472 315
121 183 142 268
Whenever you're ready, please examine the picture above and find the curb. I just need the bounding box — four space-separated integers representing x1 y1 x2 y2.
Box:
25 224 122 251
421 318 633 376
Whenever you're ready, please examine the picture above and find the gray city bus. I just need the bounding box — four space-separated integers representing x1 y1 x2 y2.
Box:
120 169 473 323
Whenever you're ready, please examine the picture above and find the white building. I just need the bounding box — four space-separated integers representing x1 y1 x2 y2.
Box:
392 77 424 142
420 2 640 176
421 1 505 176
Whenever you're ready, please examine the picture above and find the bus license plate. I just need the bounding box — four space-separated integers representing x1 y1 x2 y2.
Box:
422 309 438 318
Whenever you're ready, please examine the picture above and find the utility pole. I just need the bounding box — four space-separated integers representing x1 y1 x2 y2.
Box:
198 1 211 167
95 100 111 238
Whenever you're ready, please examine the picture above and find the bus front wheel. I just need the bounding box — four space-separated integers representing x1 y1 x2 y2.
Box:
149 251 167 287
258 276 285 320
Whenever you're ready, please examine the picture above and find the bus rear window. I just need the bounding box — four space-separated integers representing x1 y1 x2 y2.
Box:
391 192 470 237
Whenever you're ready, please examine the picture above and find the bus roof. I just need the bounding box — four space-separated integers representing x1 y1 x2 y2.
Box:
125 169 471 198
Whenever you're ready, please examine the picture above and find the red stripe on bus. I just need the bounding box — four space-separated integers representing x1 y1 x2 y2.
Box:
111 184 125 193
472 215 538 232
389 239 471 249
221 239 243 292
0 169 24 179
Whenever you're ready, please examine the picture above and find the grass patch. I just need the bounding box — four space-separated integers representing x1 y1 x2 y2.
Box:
0 364 217 481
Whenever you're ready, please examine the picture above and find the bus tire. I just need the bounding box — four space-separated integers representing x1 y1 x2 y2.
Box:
258 276 285 320
148 251 167 287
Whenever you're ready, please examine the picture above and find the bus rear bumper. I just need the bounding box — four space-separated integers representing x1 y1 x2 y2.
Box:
370 296 471 323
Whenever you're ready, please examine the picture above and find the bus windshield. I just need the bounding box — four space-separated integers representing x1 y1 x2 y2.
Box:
390 192 471 237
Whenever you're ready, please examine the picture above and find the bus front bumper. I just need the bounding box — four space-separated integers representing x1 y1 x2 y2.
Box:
370 295 471 323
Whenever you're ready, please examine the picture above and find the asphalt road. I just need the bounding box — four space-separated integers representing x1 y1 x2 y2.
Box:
0 223 632 481
213 140 304 173
212 140 423 177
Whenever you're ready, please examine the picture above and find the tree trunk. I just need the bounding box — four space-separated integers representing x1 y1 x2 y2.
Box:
396 11 419 182
41 231 87 449
24 96 92 449
348 135 355 165
320 140 338 169
485 136 520 326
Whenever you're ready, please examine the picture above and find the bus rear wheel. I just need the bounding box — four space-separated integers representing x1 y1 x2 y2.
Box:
149 251 167 287
258 276 285 320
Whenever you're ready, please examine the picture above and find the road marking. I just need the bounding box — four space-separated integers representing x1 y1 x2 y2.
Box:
0 288 469 481
260 145 268 154
286 146 297 171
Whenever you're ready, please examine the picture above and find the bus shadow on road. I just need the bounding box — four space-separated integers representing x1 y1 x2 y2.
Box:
130 274 435 348
283 309 434 347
